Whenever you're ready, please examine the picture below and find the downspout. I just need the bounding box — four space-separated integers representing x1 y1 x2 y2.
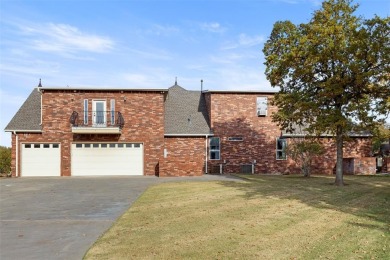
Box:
205 134 209 174
14 131 18 177
38 88 43 125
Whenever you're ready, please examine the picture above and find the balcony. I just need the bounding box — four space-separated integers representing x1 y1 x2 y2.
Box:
70 111 124 134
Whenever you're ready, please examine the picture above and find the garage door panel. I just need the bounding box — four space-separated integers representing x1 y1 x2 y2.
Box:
71 143 143 176
22 144 61 177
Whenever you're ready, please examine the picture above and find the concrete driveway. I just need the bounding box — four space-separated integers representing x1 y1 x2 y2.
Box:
0 175 239 260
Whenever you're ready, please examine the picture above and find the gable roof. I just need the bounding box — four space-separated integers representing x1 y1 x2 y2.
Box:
5 88 42 132
164 85 211 136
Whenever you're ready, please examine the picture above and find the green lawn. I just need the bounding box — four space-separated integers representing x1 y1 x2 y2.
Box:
84 175 390 259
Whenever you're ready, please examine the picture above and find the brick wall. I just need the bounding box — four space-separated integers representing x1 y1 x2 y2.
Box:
161 137 206 176
205 92 373 175
206 92 291 174
382 157 389 173
343 157 376 175
309 138 372 175
12 90 165 177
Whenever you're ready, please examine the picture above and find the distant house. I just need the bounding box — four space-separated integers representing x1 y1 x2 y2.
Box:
4 82 374 177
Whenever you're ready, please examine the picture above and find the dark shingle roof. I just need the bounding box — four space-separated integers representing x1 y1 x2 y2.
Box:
4 88 42 132
164 85 211 135
281 123 371 137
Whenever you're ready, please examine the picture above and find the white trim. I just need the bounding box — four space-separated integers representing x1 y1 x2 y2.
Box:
276 137 287 160
164 134 213 137
281 133 372 138
205 134 209 173
71 126 121 134
209 137 221 160
83 99 88 124
92 99 107 127
110 99 115 125
40 87 168 92
5 130 42 133
14 132 18 177
204 90 277 94
40 89 43 125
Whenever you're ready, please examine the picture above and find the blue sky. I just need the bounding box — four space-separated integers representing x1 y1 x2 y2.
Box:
1 0 389 147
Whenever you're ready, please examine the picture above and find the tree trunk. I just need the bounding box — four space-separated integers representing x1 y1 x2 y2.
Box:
334 125 344 186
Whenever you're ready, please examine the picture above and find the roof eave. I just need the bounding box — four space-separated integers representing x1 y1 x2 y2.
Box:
4 129 42 133
205 90 277 94
39 87 168 92
164 133 213 137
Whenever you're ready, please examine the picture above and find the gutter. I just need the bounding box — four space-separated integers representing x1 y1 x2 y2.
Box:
38 87 42 125
164 133 214 137
281 134 372 138
4 130 42 133
13 131 18 177
40 87 168 92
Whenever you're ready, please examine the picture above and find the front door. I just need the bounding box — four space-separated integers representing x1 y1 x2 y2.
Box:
93 100 106 127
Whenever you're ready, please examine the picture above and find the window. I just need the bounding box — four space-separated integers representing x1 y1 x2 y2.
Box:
118 143 124 148
276 138 287 160
109 143 115 148
126 143 132 148
43 144 50 148
34 144 40 148
210 137 220 160
256 97 268 116
76 144 82 148
25 144 31 148
93 143 99 148
110 99 115 125
134 143 141 148
83 99 88 124
84 143 91 148
228 137 243 141
101 144 108 148
53 144 59 148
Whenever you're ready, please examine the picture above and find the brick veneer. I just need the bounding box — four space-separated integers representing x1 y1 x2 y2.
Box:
205 92 373 175
161 137 206 177
343 157 376 175
9 88 375 177
382 157 389 173
11 89 165 177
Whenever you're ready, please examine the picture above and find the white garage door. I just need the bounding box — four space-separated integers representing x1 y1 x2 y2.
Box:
21 143 61 176
71 143 143 176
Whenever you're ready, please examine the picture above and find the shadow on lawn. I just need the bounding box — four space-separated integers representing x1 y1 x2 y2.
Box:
217 175 390 233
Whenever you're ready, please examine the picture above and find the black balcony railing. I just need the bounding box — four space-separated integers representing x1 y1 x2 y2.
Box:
70 111 124 129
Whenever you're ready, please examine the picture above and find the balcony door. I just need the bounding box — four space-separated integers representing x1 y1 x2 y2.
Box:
93 100 106 127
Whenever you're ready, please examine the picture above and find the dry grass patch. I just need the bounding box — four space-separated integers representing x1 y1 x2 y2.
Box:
84 175 390 259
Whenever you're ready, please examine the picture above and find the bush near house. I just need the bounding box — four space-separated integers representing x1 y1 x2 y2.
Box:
0 146 11 176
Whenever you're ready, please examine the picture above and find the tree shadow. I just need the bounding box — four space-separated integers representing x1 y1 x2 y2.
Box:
217 175 390 233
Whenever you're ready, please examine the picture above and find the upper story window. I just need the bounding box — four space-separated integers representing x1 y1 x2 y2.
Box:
256 97 268 117
276 138 287 160
83 99 88 124
110 99 115 125
210 137 220 160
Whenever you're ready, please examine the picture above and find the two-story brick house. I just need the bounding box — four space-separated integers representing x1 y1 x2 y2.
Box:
5 82 374 177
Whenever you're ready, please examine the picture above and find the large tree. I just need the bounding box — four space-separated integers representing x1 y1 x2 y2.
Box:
263 0 389 186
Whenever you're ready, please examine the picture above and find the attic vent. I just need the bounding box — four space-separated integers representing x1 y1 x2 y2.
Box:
256 97 268 117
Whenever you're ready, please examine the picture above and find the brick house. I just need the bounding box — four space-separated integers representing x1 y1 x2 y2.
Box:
5 82 374 177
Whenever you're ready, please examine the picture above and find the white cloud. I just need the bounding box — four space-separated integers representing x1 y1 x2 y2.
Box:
17 22 114 54
200 22 226 33
144 24 180 36
222 33 265 50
